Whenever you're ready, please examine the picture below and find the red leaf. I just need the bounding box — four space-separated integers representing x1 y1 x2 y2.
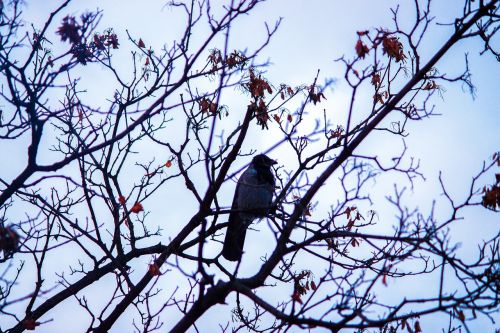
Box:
118 195 126 205
138 38 145 48
346 219 355 231
130 202 144 214
93 34 105 50
311 280 317 291
291 291 303 304
148 263 161 276
106 33 119 49
355 39 369 58
482 185 500 209
382 35 406 62
56 16 80 44
345 206 354 219
458 310 465 322
414 320 422 333
165 160 172 168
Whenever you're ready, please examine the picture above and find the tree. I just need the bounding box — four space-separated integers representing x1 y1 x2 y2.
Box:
0 0 498 332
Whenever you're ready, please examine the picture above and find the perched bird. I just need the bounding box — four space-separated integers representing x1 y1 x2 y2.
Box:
222 154 277 261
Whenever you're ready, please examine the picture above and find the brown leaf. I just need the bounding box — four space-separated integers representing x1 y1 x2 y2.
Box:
138 38 145 48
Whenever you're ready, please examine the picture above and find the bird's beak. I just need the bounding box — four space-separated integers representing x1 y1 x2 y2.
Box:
270 159 277 165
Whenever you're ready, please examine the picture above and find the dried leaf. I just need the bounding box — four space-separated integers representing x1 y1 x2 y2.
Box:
291 291 303 304
458 310 465 322
382 35 406 62
22 319 40 331
414 320 422 333
56 16 80 44
148 263 161 276
130 202 144 214
382 273 388 286
355 39 369 58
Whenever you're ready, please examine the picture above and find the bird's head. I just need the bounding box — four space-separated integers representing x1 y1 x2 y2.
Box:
252 154 277 168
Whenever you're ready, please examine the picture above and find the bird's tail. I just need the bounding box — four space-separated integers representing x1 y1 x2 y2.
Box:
222 214 247 262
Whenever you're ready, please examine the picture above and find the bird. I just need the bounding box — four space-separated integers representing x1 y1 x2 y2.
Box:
222 154 277 262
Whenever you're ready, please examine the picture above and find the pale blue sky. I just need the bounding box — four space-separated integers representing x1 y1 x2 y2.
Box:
1 0 498 332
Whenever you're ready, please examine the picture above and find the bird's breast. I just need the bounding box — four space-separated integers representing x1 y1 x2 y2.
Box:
237 181 273 217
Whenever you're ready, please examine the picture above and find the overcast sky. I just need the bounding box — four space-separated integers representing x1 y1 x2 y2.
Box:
2 0 499 332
